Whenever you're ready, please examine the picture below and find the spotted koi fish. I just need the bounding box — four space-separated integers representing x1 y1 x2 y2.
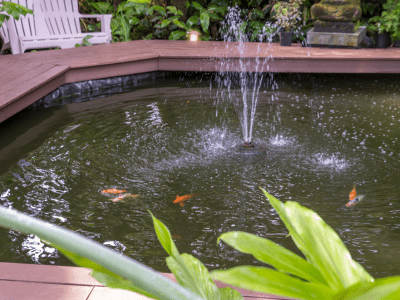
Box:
112 194 139 202
101 189 126 194
173 194 199 207
347 187 365 207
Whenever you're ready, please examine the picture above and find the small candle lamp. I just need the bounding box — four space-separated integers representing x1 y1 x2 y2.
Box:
188 31 200 42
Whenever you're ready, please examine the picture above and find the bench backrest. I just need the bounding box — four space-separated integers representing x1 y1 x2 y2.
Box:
38 0 82 36
1 0 83 41
0 14 10 46
2 0 39 38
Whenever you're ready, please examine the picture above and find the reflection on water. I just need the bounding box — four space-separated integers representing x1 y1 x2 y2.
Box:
1 74 400 278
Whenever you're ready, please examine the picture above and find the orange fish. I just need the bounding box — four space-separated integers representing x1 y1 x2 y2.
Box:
173 194 198 207
112 194 139 202
347 187 365 207
101 189 126 194
349 187 356 201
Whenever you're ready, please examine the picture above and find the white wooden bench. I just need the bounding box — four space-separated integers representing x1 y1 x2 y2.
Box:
0 0 112 54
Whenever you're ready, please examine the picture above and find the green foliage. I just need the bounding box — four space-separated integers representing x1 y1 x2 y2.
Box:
150 211 243 300
108 0 186 41
75 35 93 47
211 188 400 299
3 188 400 299
77 0 315 42
367 0 400 39
272 0 303 31
0 2 33 28
0 205 204 300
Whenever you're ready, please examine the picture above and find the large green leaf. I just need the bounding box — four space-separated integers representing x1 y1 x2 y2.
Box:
218 231 326 285
3 2 32 20
260 188 374 291
0 206 203 300
200 12 209 32
150 212 204 297
161 19 172 28
91 2 113 14
172 19 187 29
192 1 205 12
167 253 220 299
152 5 166 16
54 245 157 299
0 14 9 29
114 13 132 41
149 211 180 257
211 266 335 300
169 30 187 40
186 15 199 27
207 5 226 14
166 6 178 15
335 277 400 300
218 287 243 300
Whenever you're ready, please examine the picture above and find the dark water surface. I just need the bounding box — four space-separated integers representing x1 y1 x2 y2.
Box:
1 74 400 278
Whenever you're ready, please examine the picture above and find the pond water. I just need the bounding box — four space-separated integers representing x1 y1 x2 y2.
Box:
1 73 400 279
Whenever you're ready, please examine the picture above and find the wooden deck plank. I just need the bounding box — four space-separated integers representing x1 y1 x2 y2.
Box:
0 61 45 86
148 40 400 60
0 63 58 97
0 263 290 300
0 262 101 286
0 281 93 300
0 65 67 123
0 65 68 109
10 40 160 69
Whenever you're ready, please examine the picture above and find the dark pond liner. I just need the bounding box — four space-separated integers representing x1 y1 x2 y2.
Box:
26 71 168 110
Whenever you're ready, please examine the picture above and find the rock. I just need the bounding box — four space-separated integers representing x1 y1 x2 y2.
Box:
311 3 362 22
314 20 355 33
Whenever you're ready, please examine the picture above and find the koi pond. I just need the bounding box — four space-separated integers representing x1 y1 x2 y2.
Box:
1 73 400 278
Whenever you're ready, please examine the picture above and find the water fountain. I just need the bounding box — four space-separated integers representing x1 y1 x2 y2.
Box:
1 7 400 280
212 7 277 154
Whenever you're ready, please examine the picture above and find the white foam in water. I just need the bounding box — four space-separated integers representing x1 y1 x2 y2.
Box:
196 127 239 154
313 153 349 170
270 134 296 146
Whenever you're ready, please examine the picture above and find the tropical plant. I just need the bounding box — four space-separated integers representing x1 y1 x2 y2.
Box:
150 212 243 299
181 1 229 40
271 0 303 32
210 188 400 299
0 205 204 300
114 0 188 41
0 1 33 28
3 187 400 300
75 34 93 47
367 15 389 34
371 0 400 41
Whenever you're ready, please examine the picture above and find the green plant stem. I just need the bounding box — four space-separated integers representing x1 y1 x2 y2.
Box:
0 206 204 300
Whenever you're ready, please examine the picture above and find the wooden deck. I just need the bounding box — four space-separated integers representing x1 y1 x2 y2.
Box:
1 40 400 123
0 262 290 300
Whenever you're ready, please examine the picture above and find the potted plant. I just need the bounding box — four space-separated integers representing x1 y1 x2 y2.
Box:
367 0 400 48
272 0 303 46
382 0 400 47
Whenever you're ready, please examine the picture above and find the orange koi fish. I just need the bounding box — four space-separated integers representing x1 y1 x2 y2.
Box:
112 194 139 202
347 187 365 207
101 189 126 194
173 194 199 207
